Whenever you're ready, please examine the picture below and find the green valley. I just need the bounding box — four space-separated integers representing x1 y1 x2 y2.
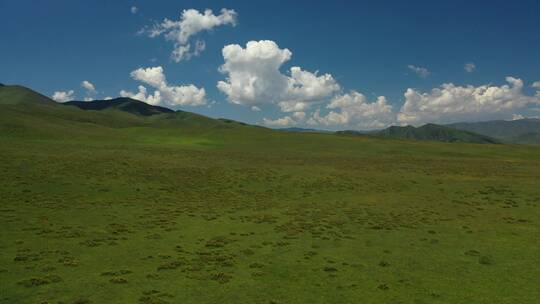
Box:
1 85 539 303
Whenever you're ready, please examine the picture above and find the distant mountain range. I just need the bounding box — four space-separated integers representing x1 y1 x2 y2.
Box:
279 127 332 133
2 84 540 145
338 124 500 144
446 119 540 144
286 118 540 145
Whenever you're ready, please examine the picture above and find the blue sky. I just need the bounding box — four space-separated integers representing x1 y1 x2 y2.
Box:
2 0 540 129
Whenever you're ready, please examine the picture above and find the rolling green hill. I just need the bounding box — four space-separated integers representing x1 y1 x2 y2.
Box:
0 84 56 105
1 84 540 303
339 123 499 144
0 85 151 139
0 85 259 140
510 132 540 145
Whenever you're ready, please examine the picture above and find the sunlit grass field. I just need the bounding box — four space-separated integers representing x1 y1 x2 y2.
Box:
1 94 540 303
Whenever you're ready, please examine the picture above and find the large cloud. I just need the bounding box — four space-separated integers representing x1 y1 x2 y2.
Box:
304 77 540 130
217 40 291 105
279 67 341 112
397 77 540 125
217 40 339 112
52 90 74 103
121 66 206 107
218 42 540 129
307 91 395 130
146 8 237 62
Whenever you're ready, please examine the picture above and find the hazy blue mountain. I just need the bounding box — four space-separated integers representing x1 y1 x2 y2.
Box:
347 124 500 144
447 119 540 144
279 127 331 133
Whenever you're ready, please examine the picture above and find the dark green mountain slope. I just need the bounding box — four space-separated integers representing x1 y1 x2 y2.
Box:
447 119 540 144
64 96 256 130
361 123 499 144
65 98 174 116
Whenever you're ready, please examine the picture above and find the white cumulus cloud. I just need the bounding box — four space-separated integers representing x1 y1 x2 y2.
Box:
120 85 162 105
217 40 339 112
52 90 74 103
146 8 237 62
213 42 539 130
263 116 296 127
278 67 340 112
122 66 206 107
408 65 430 78
131 6 138 14
308 91 395 130
261 75 540 130
130 67 165 88
217 40 291 105
397 77 540 125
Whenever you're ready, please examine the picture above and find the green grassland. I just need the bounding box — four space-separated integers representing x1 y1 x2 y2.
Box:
1 86 540 303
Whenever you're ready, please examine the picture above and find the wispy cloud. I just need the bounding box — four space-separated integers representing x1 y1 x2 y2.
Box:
81 80 96 93
143 8 237 62
464 62 476 73
407 65 430 78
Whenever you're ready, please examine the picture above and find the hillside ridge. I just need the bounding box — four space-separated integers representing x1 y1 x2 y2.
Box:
65 98 174 116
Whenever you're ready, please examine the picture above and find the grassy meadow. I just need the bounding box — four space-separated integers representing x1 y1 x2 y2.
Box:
1 90 540 303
